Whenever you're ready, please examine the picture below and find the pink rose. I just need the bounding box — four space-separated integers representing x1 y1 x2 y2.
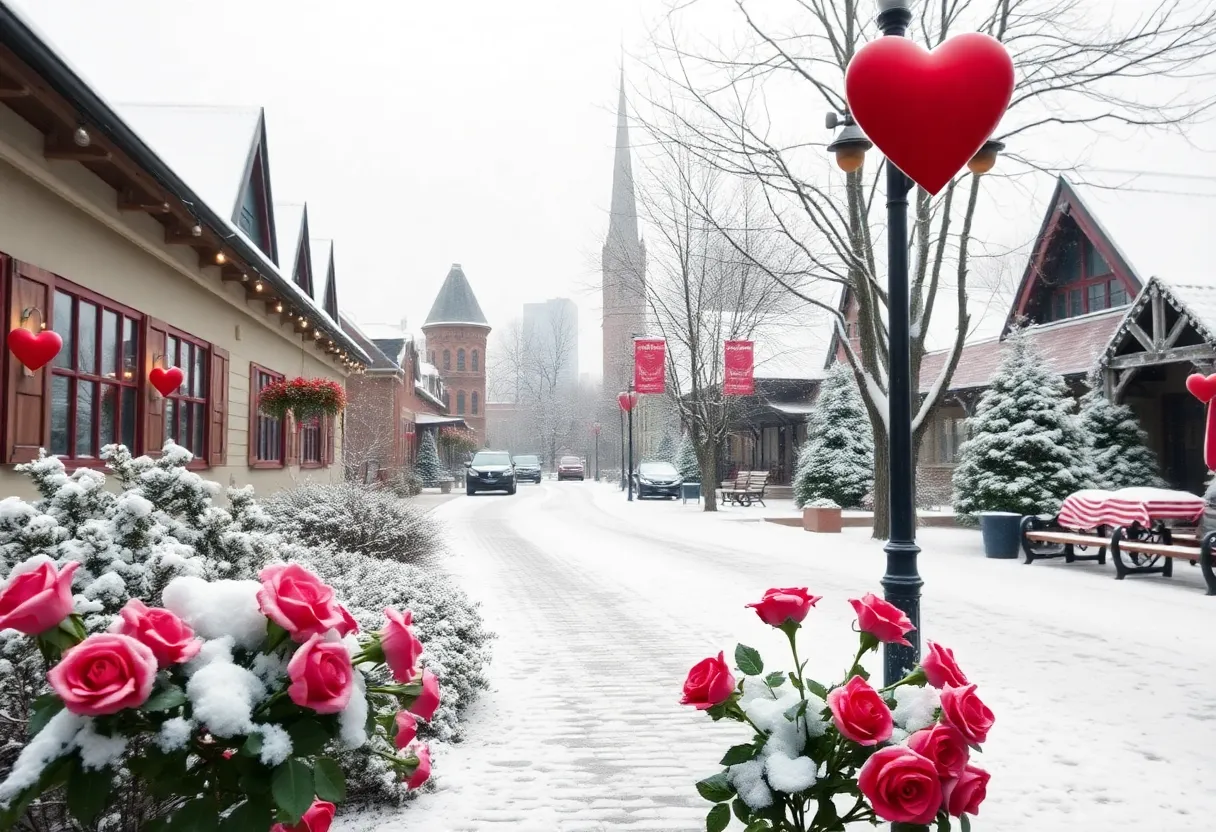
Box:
47 633 157 716
394 710 419 750
679 652 736 710
408 669 441 721
942 763 990 817
921 641 968 689
114 599 201 668
271 799 336 832
405 744 432 790
826 675 893 746
287 634 355 714
0 559 79 636
849 593 914 647
257 563 347 643
745 587 822 627
857 746 943 825
940 684 995 745
907 723 969 778
336 605 359 637
381 608 424 682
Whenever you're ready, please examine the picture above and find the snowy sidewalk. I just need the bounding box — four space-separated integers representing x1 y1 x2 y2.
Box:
339 481 1216 831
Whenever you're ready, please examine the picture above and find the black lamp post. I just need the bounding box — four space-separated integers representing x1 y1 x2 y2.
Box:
830 0 1004 688
618 389 639 501
592 422 601 481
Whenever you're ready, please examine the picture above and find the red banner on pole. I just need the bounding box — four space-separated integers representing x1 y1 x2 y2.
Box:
724 340 755 396
633 338 666 394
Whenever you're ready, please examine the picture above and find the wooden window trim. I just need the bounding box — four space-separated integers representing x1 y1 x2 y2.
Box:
160 324 211 470
249 362 287 469
299 415 326 469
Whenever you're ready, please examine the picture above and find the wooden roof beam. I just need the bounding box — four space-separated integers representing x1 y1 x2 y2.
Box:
0 72 29 98
44 130 112 162
117 187 170 214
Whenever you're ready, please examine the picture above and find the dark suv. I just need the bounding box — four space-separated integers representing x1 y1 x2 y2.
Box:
633 460 683 499
512 454 543 484
465 450 517 496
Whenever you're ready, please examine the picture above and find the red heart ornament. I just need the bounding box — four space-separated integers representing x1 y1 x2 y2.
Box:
845 33 1015 195
149 366 184 397
1186 373 1216 404
7 327 63 371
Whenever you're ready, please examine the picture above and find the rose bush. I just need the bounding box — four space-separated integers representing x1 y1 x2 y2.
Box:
681 587 996 831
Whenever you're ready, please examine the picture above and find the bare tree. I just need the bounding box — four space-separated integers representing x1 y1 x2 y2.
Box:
341 382 399 484
638 0 1216 535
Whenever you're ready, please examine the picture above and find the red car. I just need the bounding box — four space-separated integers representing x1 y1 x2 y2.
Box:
557 455 585 481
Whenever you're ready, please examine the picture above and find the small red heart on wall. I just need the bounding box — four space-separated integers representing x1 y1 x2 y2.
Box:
149 366 184 397
7 328 63 371
1186 373 1216 404
845 33 1015 195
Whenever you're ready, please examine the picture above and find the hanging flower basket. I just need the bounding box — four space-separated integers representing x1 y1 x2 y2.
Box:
438 426 478 456
259 376 347 422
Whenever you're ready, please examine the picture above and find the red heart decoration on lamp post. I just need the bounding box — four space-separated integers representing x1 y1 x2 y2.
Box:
7 328 63 371
845 33 1015 195
149 366 184 397
1186 373 1216 404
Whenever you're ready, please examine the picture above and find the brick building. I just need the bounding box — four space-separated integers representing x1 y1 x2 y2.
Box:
422 264 490 444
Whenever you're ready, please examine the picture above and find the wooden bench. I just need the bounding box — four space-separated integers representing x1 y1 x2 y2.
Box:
720 471 769 507
1110 527 1216 594
1019 515 1108 566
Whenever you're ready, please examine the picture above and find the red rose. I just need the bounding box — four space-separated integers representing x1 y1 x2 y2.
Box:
921 641 968 689
407 669 441 721
0 558 79 636
394 710 419 750
907 722 969 778
680 652 736 710
857 746 942 825
47 633 157 716
287 634 355 714
115 599 202 668
745 587 822 627
826 675 893 746
381 608 424 682
405 743 432 790
942 763 991 817
271 799 336 832
257 564 347 643
849 593 914 647
940 684 995 745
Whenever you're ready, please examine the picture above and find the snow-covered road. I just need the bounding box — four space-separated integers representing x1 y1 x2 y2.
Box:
339 481 1216 831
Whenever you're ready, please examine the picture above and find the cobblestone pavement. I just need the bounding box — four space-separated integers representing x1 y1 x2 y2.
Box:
340 481 1216 832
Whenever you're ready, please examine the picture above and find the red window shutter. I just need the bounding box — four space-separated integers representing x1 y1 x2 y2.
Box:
285 414 299 466
208 345 229 467
248 363 259 466
142 317 168 457
3 259 53 464
324 414 336 467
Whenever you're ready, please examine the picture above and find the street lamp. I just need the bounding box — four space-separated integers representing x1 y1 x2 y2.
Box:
617 389 639 501
591 422 602 481
829 0 1005 687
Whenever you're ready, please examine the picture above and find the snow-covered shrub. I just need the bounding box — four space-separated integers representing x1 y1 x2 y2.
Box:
655 428 678 464
674 433 700 482
415 432 443 487
390 466 424 498
683 589 995 831
794 362 874 509
952 328 1094 519
806 498 840 509
264 482 442 564
1077 389 1164 489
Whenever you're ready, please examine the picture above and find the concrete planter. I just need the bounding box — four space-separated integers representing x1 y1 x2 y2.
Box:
439 479 453 494
803 506 842 533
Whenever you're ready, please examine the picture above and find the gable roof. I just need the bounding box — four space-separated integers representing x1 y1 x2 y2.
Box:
339 314 398 373
310 239 331 304
423 264 489 328
273 202 314 294
322 248 339 321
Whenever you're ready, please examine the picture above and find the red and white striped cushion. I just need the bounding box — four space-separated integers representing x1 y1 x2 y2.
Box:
1056 488 1204 532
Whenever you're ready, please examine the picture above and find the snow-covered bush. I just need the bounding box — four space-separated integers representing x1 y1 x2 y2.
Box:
390 467 424 498
952 328 1094 520
655 428 678 464
415 432 443 487
265 482 442 564
675 433 700 482
794 362 873 509
1077 389 1164 489
682 588 995 831
806 498 840 509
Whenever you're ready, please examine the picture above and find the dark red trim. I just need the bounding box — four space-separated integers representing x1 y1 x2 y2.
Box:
249 361 286 469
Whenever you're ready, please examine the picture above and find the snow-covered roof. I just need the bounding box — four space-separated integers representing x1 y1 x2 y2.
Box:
420 361 440 376
116 104 262 224
1166 282 1216 333
309 239 331 301
359 322 413 341
274 203 306 274
414 384 447 410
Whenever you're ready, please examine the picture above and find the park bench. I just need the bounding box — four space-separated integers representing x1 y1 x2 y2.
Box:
1109 526 1216 594
719 471 769 507
1019 515 1109 566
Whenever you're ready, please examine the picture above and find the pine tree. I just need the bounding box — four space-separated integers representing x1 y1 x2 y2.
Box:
415 430 443 486
675 432 700 481
655 426 678 464
793 362 874 508
1077 390 1164 489
952 327 1095 519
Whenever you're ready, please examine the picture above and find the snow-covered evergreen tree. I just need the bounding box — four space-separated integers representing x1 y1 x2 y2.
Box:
793 362 873 508
952 327 1095 518
655 426 678 464
415 430 443 486
675 432 700 481
1077 389 1164 489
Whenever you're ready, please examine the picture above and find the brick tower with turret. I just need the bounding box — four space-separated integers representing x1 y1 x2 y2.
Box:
423 264 490 444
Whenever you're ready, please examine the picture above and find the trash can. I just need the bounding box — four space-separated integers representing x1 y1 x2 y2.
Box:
681 482 701 504
979 511 1022 559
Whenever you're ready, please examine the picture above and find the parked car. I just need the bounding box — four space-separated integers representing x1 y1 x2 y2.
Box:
632 460 684 499
465 450 517 495
556 455 585 481
512 454 543 484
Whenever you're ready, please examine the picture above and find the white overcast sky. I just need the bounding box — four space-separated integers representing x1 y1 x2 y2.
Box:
9 0 1216 376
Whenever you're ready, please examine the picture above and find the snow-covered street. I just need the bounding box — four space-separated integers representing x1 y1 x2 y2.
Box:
340 481 1216 832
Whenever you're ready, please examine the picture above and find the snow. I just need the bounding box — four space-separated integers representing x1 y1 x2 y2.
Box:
765 752 818 794
892 685 941 734
185 637 266 738
256 723 294 767
339 671 369 749
727 759 773 810
0 710 85 808
155 717 195 753
74 719 128 771
162 577 267 650
335 481 1216 832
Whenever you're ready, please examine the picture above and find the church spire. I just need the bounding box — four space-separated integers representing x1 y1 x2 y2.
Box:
608 68 640 247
